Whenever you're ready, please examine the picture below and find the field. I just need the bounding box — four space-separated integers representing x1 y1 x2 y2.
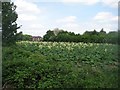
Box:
3 41 118 88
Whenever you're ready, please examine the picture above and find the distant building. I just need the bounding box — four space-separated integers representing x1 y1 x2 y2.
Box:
32 36 42 41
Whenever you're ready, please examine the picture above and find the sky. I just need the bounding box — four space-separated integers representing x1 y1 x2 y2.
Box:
11 0 118 37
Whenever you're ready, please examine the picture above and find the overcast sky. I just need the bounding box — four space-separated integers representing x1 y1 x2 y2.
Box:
12 0 118 36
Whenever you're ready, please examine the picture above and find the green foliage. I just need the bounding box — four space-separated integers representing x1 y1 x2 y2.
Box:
43 28 118 44
2 2 21 46
17 32 32 41
43 30 55 41
2 41 118 88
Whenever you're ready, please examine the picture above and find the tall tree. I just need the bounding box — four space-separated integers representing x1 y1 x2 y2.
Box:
2 2 21 46
43 30 55 41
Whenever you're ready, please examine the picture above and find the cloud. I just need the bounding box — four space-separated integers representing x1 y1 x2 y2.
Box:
56 16 84 34
62 0 100 5
17 23 47 36
94 12 118 23
55 11 117 35
11 0 118 36
13 0 119 8
18 14 37 21
12 0 47 36
101 0 119 8
14 0 41 14
61 23 82 34
56 16 77 23
92 12 118 31
62 0 119 8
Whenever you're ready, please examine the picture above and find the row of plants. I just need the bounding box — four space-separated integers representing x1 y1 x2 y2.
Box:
2 41 119 88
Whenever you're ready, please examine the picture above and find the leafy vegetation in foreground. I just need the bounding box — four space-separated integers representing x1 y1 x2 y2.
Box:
3 41 118 88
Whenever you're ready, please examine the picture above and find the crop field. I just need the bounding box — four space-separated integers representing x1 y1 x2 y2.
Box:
3 41 119 88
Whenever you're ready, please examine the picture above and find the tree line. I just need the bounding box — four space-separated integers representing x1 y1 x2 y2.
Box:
43 28 118 44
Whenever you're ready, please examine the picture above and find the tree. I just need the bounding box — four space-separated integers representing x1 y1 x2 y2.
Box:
53 28 63 36
16 32 32 41
43 30 55 41
98 28 106 43
106 31 118 44
2 2 21 46
22 34 32 41
92 29 98 35
100 28 106 34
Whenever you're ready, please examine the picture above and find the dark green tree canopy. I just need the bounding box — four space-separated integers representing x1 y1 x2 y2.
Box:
43 28 118 44
2 2 21 46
